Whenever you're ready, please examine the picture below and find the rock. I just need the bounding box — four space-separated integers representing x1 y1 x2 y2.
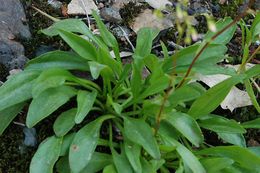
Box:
23 127 37 147
130 9 173 33
112 26 131 38
68 0 98 15
145 0 171 9
0 0 31 39
0 0 30 81
48 0 63 9
100 7 122 23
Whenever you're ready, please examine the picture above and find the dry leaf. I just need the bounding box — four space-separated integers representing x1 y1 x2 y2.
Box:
68 0 98 15
145 0 171 9
112 0 138 9
130 9 173 33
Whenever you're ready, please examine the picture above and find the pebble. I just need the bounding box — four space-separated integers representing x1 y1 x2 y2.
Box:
48 0 63 9
100 7 122 23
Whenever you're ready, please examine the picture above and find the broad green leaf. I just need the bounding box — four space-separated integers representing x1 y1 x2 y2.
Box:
0 102 25 135
168 84 203 107
198 115 246 133
130 59 144 99
30 136 62 173
163 44 227 73
242 118 260 128
81 152 112 173
249 147 260 157
217 132 246 147
163 112 203 147
140 157 153 173
188 75 244 119
204 17 236 44
150 159 165 172
245 64 260 79
69 116 113 173
92 11 120 60
124 140 142 173
26 86 76 128
54 109 77 137
134 28 159 57
26 51 89 71
56 156 71 173
200 157 234 173
97 48 122 76
41 19 105 47
198 146 260 171
32 68 75 98
161 135 206 173
42 19 90 36
0 70 38 112
58 29 97 61
75 90 97 124
245 79 260 113
112 148 133 173
251 13 260 42
103 164 117 173
124 117 161 159
89 61 113 80
60 133 76 156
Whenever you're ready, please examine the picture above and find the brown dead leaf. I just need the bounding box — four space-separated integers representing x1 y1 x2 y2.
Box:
67 0 98 15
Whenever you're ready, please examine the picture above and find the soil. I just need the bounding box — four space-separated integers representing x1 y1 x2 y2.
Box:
0 0 259 172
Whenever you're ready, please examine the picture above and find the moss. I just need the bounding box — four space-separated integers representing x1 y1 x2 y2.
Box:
119 2 149 26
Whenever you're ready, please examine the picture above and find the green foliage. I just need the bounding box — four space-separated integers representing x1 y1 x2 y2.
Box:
0 11 259 173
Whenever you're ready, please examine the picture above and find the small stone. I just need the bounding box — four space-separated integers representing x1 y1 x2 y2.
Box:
98 3 105 9
68 0 98 15
48 0 62 9
100 7 122 23
8 34 16 40
112 26 131 38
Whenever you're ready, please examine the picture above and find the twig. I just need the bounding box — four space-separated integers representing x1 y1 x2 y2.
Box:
80 0 91 29
118 26 135 51
31 6 60 22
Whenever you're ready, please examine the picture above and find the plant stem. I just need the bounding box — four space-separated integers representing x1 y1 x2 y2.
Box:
155 0 255 134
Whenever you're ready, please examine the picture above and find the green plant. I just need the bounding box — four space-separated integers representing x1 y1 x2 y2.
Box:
0 9 260 173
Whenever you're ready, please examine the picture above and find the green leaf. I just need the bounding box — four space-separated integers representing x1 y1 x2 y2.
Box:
251 13 260 42
26 51 89 71
124 140 142 173
200 157 234 173
198 115 246 133
163 44 227 73
130 60 143 99
30 136 62 173
81 152 112 173
58 29 97 61
89 61 113 80
92 11 120 60
26 86 76 128
60 133 76 156
124 117 161 159
54 109 77 137
217 132 246 147
188 75 244 119
56 156 71 173
245 79 260 113
32 68 75 98
163 112 203 147
0 103 25 135
161 135 206 173
112 148 133 173
204 17 236 44
198 146 260 171
134 28 159 57
242 118 260 128
75 90 97 124
168 83 203 107
69 116 113 173
245 64 260 79
103 164 117 173
249 147 260 157
0 70 39 112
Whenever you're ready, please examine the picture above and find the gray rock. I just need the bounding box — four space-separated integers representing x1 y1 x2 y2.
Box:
100 7 122 23
0 0 31 80
112 26 131 38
